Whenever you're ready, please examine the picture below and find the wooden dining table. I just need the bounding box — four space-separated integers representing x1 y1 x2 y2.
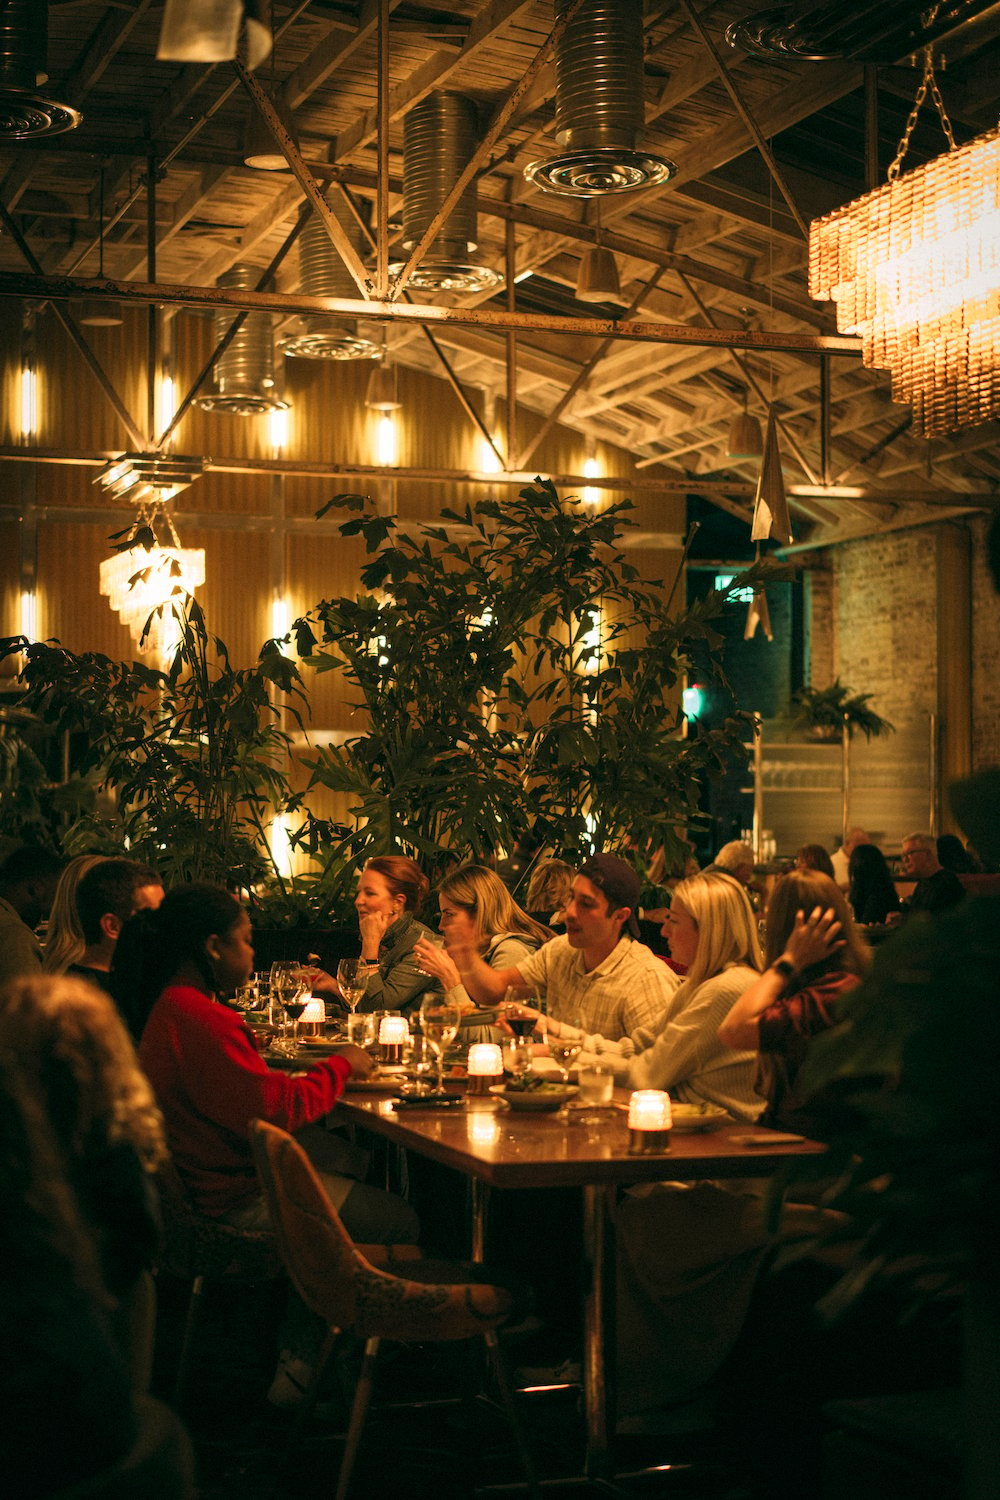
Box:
335 1088 824 1484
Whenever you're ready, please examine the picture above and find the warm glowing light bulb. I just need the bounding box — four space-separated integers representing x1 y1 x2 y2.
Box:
271 596 290 639
480 436 503 473
269 406 290 449
269 815 294 879
375 412 397 465
19 589 36 641
19 367 37 440
582 455 600 506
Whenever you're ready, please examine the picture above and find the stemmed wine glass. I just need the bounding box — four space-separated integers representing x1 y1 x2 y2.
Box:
503 984 542 1080
546 1011 584 1085
337 957 372 1015
270 960 307 1053
418 994 461 1095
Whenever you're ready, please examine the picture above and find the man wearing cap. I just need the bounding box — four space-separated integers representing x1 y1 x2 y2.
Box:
446 853 680 1046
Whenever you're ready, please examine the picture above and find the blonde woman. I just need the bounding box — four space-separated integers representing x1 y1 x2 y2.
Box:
540 873 769 1421
0 974 168 1383
413 863 552 1017
42 853 108 974
525 858 575 925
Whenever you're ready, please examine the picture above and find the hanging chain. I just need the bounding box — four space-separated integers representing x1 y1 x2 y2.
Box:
888 11 957 181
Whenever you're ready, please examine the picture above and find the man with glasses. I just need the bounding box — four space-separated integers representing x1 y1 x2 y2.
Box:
901 832 965 915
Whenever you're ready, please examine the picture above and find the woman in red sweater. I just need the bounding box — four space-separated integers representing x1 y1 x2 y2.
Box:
137 883 417 1241
137 884 419 1405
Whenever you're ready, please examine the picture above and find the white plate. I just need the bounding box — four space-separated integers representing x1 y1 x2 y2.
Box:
489 1084 579 1113
670 1103 731 1132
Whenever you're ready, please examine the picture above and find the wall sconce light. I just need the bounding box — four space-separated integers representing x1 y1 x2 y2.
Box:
271 595 290 640
479 434 503 473
269 405 290 450
157 374 176 447
582 455 601 506
19 589 37 642
269 814 294 879
375 412 397 466
19 365 37 441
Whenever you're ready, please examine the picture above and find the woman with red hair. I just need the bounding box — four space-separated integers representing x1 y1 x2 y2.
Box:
351 856 441 1014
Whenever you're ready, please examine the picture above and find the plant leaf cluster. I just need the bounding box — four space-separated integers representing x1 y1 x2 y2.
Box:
792 677 895 740
0 597 303 891
293 479 765 890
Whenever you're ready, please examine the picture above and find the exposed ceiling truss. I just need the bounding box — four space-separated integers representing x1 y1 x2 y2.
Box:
3 0 1000 551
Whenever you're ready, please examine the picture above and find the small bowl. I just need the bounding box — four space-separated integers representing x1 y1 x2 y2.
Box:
489 1084 578 1113
670 1102 731 1132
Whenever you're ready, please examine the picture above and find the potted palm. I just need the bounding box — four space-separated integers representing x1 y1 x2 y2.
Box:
792 679 895 741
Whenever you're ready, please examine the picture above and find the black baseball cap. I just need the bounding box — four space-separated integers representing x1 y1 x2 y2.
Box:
577 854 642 938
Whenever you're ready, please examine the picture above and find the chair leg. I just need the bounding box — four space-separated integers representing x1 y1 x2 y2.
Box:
172 1274 205 1408
334 1336 380 1500
484 1329 542 1500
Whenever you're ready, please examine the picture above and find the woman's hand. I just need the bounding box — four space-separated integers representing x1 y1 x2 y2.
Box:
413 936 462 991
782 905 843 973
358 909 391 960
302 966 338 998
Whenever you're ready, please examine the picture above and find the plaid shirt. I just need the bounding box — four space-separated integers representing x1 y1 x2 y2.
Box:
515 935 680 1043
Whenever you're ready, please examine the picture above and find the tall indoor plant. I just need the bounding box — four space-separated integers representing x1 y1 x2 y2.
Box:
291 478 768 891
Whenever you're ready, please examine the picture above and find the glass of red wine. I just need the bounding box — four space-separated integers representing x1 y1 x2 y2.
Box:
502 984 544 1075
273 963 308 1053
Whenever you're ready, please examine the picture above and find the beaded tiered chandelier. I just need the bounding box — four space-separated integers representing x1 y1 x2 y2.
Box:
96 454 205 655
808 46 1000 437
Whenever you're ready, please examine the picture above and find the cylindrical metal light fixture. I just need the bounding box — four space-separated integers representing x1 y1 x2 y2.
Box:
0 0 81 138
524 0 674 196
195 264 289 415
575 245 621 303
282 190 382 360
397 92 501 293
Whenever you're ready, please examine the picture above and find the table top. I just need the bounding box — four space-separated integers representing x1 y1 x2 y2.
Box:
335 1093 824 1190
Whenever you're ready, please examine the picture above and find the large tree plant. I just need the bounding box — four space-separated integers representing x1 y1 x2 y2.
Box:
290 478 769 891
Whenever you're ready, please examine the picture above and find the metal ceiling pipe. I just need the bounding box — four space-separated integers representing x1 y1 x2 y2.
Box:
399 92 500 294
195 264 289 415
282 190 382 359
524 0 674 196
0 0 81 137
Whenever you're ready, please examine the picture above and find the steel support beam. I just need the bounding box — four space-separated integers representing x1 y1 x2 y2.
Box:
0 272 862 357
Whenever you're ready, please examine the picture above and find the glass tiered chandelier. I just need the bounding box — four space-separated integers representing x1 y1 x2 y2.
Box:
809 45 1000 437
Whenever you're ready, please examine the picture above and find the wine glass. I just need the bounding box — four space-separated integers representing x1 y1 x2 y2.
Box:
270 961 306 1052
547 1011 584 1085
337 957 372 1013
502 984 543 1039
418 994 461 1095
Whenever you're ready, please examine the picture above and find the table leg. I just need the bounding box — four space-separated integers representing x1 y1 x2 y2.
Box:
582 1183 614 1481
471 1176 490 1262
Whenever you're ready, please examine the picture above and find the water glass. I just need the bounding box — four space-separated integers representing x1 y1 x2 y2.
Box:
347 1012 377 1048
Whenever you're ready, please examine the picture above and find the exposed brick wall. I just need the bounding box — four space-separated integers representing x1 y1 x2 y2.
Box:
833 528 938 727
970 514 1000 770
805 564 835 689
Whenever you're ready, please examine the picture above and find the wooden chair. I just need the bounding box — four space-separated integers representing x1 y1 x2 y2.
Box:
154 1157 282 1407
248 1118 539 1500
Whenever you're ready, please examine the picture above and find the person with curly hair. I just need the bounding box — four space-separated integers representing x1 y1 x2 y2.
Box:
0 973 168 1383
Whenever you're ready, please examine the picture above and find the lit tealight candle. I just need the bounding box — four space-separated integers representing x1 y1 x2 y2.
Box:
379 1015 409 1063
467 1043 504 1094
627 1089 672 1154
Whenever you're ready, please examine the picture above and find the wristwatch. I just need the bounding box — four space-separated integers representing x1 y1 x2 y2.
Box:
771 958 796 980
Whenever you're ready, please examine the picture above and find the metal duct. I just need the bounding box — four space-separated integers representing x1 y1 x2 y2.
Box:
398 92 500 294
195 264 289 415
281 191 382 359
0 0 81 138
524 0 673 196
